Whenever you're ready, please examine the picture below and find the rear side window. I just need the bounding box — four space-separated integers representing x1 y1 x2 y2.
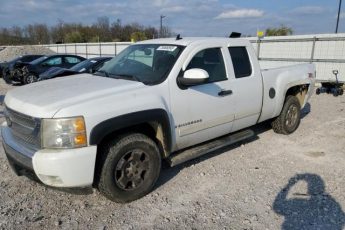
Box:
42 57 62 66
228 47 252 78
65 56 81 64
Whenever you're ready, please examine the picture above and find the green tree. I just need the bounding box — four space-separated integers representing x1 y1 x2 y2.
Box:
131 31 147 42
265 25 293 36
64 31 84 43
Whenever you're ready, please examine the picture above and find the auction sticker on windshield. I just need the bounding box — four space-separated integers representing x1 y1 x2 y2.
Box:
157 46 177 52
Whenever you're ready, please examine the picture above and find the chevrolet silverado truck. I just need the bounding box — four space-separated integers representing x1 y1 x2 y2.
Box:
1 37 315 202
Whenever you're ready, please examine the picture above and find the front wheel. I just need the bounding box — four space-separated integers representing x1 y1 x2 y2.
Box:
97 133 161 203
23 74 38 84
272 95 301 135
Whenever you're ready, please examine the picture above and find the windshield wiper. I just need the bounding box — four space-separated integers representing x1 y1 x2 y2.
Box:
94 70 110 78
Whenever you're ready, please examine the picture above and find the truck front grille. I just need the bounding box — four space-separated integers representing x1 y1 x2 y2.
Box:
4 106 41 149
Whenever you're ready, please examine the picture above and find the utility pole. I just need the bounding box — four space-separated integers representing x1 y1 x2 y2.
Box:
160 15 166 38
336 0 342 33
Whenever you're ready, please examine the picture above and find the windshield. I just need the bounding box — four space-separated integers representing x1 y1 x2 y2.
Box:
30 56 48 65
70 59 96 72
98 44 184 85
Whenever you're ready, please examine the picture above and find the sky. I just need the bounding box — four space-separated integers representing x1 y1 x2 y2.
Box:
0 0 344 36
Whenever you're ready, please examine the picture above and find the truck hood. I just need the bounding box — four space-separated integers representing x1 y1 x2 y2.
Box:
4 74 144 118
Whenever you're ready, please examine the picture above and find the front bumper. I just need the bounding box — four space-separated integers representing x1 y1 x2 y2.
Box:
2 126 97 187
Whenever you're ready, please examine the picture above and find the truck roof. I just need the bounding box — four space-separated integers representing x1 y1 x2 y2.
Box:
137 37 249 46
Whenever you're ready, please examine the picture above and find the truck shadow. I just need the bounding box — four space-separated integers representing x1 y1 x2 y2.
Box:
273 173 345 229
156 121 272 189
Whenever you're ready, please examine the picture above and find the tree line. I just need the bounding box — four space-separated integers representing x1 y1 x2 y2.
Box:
0 17 172 45
0 17 293 46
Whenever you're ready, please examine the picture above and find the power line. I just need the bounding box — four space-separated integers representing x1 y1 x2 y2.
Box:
336 0 342 33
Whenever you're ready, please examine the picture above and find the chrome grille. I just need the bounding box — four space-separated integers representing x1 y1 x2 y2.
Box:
4 106 41 149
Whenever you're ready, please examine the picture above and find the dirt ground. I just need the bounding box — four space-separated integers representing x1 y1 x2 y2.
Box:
0 79 345 230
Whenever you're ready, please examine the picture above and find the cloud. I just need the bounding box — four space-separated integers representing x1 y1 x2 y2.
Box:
338 12 345 19
161 5 186 13
215 9 264 19
152 0 169 7
290 6 325 15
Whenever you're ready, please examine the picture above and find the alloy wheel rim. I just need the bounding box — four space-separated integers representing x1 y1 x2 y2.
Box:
27 75 36 84
285 104 298 129
114 149 150 191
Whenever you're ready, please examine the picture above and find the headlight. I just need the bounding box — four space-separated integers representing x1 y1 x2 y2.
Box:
41 116 87 149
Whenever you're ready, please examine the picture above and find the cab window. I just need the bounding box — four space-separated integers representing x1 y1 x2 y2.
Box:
186 48 227 83
228 47 252 78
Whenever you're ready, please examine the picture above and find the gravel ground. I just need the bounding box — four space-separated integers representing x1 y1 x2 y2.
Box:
0 46 55 62
0 80 345 230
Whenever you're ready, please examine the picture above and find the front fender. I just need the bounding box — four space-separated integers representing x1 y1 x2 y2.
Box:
89 109 172 152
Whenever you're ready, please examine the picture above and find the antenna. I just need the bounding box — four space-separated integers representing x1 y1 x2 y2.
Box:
176 34 182 40
229 32 241 38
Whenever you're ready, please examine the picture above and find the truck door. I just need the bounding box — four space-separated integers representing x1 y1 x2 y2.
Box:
226 45 263 132
170 46 236 150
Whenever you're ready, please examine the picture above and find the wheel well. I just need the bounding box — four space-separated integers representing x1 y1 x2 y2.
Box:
285 84 309 106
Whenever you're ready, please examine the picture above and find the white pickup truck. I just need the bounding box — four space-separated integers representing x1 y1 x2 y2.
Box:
2 37 315 202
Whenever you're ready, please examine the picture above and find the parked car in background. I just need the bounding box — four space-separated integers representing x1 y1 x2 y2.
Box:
11 54 86 84
38 57 112 81
0 55 43 83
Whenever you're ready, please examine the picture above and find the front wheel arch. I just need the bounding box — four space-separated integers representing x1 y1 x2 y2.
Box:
89 109 172 154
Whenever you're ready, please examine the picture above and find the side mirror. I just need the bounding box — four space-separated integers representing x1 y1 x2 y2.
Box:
178 68 209 86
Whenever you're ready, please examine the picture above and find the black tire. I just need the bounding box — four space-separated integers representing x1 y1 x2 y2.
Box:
339 89 344 96
272 95 301 135
23 74 38 84
316 88 321 95
97 133 161 203
333 90 339 97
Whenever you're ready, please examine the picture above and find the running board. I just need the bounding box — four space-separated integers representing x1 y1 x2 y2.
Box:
168 129 255 167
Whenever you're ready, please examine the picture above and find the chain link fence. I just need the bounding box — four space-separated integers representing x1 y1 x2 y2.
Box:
42 42 132 59
41 34 345 82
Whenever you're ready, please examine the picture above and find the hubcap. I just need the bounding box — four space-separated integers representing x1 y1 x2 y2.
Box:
114 149 150 190
285 104 298 129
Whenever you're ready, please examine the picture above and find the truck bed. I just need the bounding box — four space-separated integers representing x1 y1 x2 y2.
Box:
259 63 315 123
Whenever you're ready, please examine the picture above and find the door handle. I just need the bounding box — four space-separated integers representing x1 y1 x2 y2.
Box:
218 89 233 97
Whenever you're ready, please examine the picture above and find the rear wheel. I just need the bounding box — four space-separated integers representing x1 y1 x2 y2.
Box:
97 133 161 203
338 88 343 96
272 95 301 135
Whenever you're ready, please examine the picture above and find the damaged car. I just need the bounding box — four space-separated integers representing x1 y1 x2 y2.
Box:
0 55 43 83
11 54 85 84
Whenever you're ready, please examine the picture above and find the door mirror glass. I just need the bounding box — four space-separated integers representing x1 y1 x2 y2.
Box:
178 68 209 86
